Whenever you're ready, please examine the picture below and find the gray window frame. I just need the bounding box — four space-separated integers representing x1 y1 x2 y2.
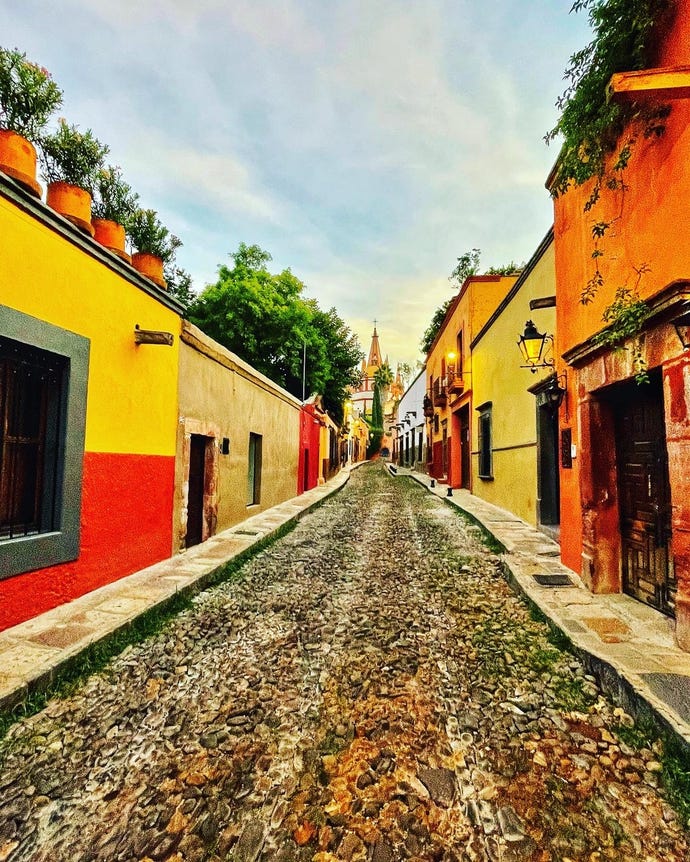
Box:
477 401 493 480
0 305 89 579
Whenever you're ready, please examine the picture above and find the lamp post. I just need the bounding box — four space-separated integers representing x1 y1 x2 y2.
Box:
302 339 307 401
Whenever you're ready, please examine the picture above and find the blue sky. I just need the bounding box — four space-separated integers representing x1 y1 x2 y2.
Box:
1 1 591 368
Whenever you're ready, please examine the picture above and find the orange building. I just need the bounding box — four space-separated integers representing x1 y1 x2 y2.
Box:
425 275 518 486
550 2 690 648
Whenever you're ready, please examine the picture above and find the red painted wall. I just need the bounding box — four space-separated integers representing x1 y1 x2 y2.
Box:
0 452 175 631
298 407 322 493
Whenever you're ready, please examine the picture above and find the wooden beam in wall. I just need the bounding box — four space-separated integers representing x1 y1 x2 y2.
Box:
608 66 690 102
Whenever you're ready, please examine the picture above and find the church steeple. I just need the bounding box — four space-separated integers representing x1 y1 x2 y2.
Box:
367 322 382 370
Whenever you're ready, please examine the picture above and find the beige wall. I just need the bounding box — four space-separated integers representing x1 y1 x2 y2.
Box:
471 234 556 524
174 321 301 550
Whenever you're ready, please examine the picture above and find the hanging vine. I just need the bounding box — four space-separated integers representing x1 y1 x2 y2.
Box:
547 0 676 382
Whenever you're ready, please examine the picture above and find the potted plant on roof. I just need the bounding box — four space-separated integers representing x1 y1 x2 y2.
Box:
0 47 62 198
38 118 109 236
127 207 182 289
91 166 138 262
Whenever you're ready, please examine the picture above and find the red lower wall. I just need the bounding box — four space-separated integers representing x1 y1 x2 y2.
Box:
0 451 175 631
298 409 322 493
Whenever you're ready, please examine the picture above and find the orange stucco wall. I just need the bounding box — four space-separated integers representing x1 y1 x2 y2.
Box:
553 1 690 578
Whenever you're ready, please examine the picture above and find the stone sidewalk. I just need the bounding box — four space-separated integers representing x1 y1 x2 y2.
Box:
397 465 690 751
0 466 357 713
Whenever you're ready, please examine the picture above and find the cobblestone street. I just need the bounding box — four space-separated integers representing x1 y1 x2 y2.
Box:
0 464 688 862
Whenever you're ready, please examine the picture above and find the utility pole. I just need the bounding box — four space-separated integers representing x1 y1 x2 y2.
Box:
302 340 306 402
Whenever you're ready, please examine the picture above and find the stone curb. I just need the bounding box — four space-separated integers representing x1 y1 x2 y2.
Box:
398 468 690 756
0 464 360 716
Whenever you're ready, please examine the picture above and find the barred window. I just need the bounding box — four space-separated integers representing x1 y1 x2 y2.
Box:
0 337 66 540
0 307 88 581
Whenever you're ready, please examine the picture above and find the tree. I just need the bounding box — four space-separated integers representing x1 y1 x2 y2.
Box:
188 243 362 423
420 298 452 355
373 362 393 391
165 265 196 312
421 249 523 354
397 362 413 390
449 248 480 288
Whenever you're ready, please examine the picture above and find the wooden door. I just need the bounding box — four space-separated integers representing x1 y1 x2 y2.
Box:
614 375 675 616
186 434 206 548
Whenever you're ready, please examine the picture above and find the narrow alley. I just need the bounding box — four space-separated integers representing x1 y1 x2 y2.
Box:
0 464 687 862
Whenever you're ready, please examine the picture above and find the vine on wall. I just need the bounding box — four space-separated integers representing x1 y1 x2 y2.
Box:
548 0 676 380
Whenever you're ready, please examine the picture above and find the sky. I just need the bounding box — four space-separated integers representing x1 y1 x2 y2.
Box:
1 1 592 370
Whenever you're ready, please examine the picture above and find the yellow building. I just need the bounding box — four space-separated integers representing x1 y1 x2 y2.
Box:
0 174 181 630
471 230 557 528
425 274 518 486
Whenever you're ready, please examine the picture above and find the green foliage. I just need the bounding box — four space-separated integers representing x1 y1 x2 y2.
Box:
449 248 481 286
397 362 413 389
0 47 63 139
164 265 196 312
373 362 393 390
188 243 362 423
38 119 109 193
91 165 139 224
366 429 383 459
127 208 182 262
370 382 383 430
485 261 523 275
422 248 522 355
613 716 690 826
546 0 674 194
592 283 650 383
421 298 452 354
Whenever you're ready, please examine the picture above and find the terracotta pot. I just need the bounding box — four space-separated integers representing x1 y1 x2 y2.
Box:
92 218 131 263
131 251 167 289
0 129 42 198
46 181 95 237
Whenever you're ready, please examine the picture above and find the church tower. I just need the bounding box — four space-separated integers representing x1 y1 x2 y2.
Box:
350 324 384 420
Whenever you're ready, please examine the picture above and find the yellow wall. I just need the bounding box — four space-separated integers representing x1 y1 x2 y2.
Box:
175 322 300 546
471 239 556 523
1 195 180 456
426 276 518 456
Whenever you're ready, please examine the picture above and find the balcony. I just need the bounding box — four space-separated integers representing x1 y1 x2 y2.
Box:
447 373 464 395
423 394 434 418
432 378 447 408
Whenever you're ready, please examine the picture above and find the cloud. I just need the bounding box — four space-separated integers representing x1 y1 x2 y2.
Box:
0 0 593 370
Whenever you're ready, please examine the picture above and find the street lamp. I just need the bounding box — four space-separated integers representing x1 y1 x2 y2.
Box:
518 320 554 372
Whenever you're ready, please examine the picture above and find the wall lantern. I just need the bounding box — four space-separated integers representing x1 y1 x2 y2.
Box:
545 373 567 411
518 320 554 372
673 307 690 350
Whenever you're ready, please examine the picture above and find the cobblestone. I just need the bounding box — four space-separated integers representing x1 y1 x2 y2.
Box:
0 463 688 860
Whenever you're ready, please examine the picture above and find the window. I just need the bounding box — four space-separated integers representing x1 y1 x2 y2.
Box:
0 307 89 579
247 432 262 506
477 402 493 479
456 331 463 377
0 338 65 539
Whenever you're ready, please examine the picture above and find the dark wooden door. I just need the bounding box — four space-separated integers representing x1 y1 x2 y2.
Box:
460 406 471 489
186 434 206 548
614 375 675 616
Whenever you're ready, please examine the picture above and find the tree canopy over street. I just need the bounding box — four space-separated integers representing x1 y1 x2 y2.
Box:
188 243 363 423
